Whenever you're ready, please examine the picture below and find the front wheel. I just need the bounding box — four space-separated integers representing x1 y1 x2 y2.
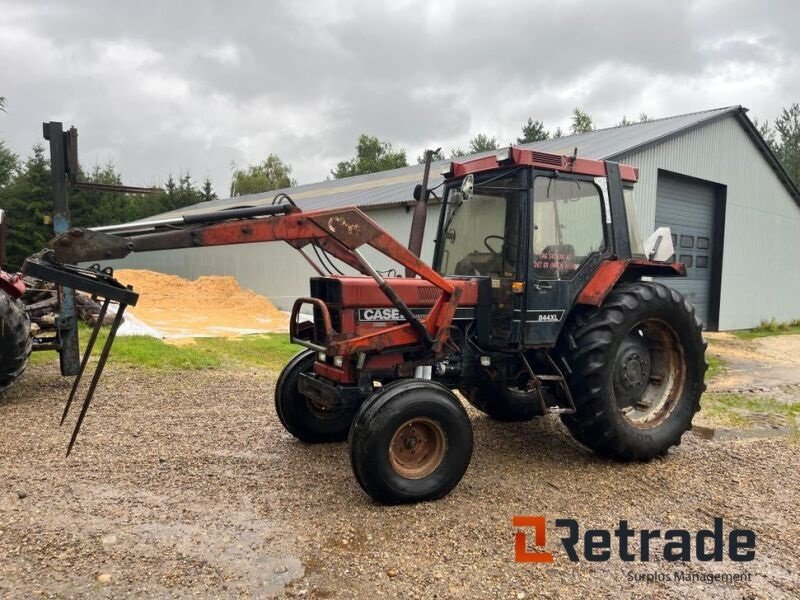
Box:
557 282 707 461
349 380 473 505
274 350 357 443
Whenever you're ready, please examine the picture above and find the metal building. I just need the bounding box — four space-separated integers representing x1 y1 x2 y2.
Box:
106 106 800 331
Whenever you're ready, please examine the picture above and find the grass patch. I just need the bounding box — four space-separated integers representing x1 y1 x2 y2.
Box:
702 393 800 428
706 354 724 383
193 335 301 371
734 318 800 340
29 325 300 372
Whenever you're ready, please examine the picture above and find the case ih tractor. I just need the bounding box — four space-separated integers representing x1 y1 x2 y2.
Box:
23 147 706 505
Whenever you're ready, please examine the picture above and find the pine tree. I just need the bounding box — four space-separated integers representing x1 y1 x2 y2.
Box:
3 145 54 268
517 118 550 143
201 176 216 201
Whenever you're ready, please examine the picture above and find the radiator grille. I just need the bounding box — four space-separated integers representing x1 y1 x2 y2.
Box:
531 151 563 166
417 286 442 302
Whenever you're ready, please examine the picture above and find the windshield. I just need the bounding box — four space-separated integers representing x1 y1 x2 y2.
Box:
436 170 525 277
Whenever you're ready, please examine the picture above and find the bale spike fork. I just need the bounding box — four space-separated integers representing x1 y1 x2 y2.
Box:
22 257 139 455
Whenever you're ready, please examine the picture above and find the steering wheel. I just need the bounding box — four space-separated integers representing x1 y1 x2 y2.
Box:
484 235 516 255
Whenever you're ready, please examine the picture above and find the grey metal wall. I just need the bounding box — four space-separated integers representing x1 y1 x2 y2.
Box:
101 204 442 312
618 115 800 330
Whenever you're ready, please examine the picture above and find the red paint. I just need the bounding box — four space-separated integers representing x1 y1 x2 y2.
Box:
578 259 687 306
450 147 638 183
335 277 478 308
577 260 628 305
628 259 687 277
0 271 25 299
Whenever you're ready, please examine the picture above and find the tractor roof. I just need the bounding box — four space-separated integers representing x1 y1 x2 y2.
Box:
444 146 639 183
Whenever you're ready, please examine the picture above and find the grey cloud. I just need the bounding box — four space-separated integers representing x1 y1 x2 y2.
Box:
1 0 798 197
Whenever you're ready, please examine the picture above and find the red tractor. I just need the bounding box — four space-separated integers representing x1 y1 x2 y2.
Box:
0 210 32 392
25 147 706 504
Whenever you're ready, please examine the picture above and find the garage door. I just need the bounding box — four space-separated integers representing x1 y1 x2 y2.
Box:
654 172 716 327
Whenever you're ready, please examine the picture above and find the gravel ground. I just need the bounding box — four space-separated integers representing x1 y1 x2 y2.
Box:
1 348 799 598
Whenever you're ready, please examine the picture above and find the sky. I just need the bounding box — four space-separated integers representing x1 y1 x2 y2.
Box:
1 0 799 196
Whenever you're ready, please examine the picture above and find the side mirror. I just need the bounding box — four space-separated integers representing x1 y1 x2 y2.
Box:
413 184 423 201
461 174 474 202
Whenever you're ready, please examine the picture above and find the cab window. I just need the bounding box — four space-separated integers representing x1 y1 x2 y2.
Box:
438 172 524 277
532 177 605 280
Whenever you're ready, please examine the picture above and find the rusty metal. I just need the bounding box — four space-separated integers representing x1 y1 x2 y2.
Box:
20 258 138 454
406 148 436 274
451 146 639 184
43 121 80 377
577 260 628 306
290 297 335 352
61 298 110 425
388 417 446 479
0 271 25 299
48 204 462 360
578 258 687 306
66 303 126 456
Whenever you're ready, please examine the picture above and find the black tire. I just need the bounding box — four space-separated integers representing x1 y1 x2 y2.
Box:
459 382 541 422
0 292 32 393
274 350 357 443
557 282 706 461
349 380 473 505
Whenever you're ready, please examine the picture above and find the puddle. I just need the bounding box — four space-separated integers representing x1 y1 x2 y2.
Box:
691 425 794 441
69 483 304 596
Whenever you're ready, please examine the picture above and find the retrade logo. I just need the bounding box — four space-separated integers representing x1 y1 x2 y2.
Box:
513 516 554 563
513 517 756 563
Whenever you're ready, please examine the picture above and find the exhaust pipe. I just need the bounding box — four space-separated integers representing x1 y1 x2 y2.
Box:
406 148 438 275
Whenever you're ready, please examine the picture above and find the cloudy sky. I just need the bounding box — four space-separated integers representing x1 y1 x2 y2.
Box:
1 0 798 195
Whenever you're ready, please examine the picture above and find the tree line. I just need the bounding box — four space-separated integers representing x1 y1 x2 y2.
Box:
1 93 799 269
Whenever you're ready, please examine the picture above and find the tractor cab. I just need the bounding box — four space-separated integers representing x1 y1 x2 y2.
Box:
433 148 656 347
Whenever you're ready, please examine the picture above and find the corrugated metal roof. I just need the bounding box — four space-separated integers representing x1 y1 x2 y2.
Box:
143 106 768 221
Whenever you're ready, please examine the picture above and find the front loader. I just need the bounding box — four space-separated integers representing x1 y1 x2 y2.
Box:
23 147 706 505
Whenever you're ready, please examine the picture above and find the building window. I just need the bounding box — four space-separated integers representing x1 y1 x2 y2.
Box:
680 254 693 268
696 255 709 268
697 237 709 250
680 235 694 248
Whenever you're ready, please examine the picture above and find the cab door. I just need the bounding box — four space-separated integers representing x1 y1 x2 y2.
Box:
523 174 610 346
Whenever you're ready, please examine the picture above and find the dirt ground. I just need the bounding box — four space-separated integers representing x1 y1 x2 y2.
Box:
1 335 799 598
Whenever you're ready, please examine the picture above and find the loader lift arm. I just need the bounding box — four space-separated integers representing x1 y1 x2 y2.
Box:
32 201 464 362
23 201 464 454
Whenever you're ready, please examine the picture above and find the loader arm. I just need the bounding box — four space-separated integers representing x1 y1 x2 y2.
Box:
37 203 461 355
22 202 465 454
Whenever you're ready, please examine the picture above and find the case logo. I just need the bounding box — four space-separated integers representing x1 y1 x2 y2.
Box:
358 308 405 322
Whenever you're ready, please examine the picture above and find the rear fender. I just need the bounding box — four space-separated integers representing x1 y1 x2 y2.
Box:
577 259 686 307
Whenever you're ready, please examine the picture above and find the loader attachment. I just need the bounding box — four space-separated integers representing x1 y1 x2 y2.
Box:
23 200 462 453
22 256 139 454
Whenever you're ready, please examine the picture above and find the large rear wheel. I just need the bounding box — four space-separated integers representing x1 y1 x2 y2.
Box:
349 380 473 504
0 292 32 393
557 282 706 460
274 350 357 443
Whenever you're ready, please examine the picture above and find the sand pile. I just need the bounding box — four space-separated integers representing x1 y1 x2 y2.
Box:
115 269 289 338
